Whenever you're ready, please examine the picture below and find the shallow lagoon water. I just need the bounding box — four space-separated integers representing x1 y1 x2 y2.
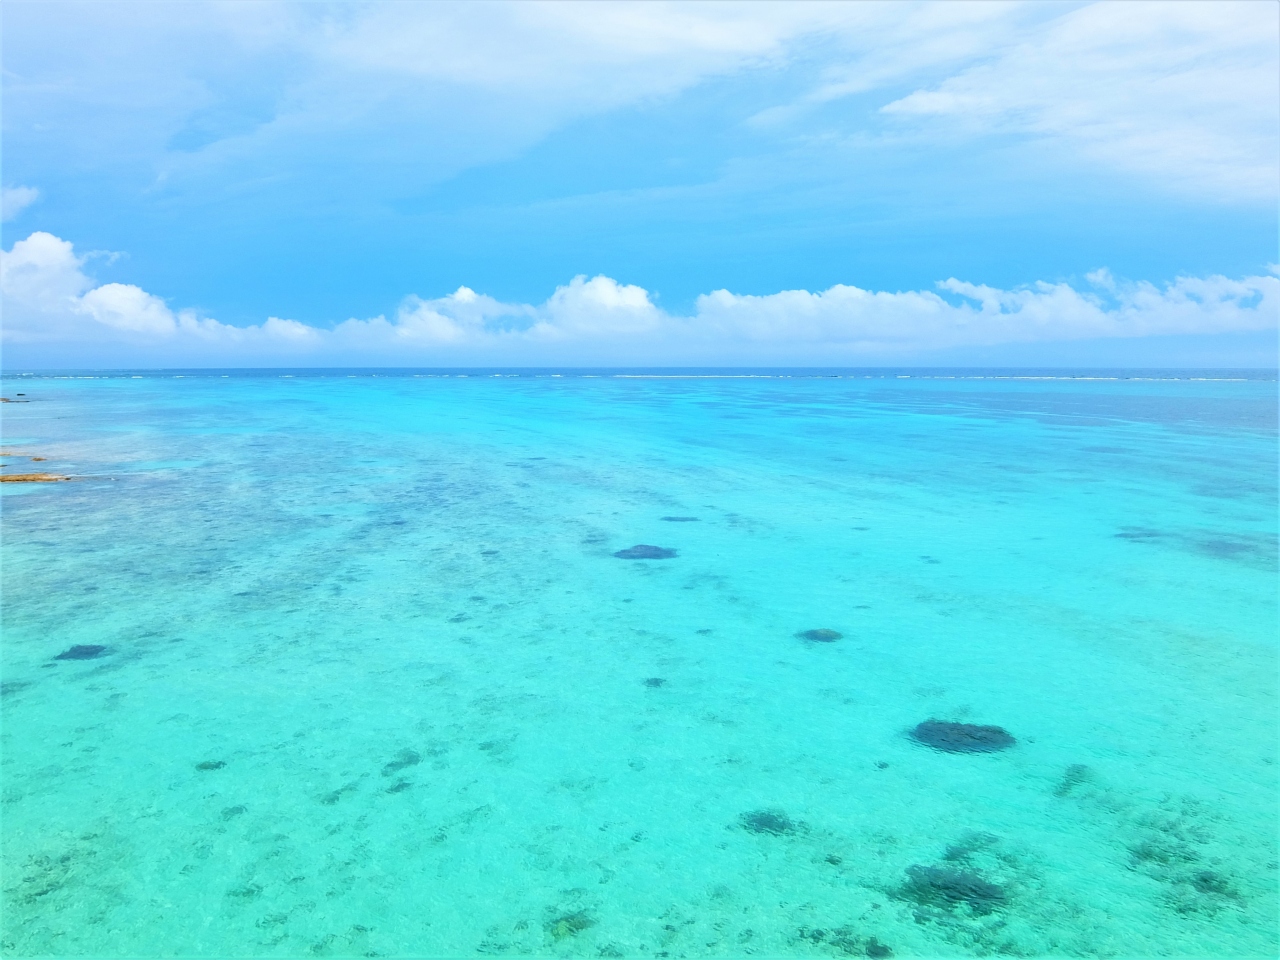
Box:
1 370 1276 958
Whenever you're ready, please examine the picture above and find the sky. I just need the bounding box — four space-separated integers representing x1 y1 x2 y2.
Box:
2 0 1277 368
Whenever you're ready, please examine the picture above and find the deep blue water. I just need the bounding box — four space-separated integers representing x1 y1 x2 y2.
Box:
2 370 1276 957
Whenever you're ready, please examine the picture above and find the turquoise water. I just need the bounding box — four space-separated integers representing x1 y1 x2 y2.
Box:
2 370 1276 959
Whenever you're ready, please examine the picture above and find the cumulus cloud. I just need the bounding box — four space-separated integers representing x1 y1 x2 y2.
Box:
695 274 1278 351
2 231 1276 366
1 186 40 222
1 232 318 355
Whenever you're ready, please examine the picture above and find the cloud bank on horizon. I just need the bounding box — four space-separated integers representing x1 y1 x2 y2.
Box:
2 0 1277 366
4 231 1275 367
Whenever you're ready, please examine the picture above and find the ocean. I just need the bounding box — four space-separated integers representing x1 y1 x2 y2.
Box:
2 369 1276 958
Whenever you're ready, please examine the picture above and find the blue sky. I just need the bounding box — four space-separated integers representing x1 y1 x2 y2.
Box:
2 0 1277 367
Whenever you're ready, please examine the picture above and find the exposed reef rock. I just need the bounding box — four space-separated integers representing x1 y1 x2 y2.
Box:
54 644 108 661
1 473 71 483
613 545 677 559
909 719 1015 753
798 628 842 642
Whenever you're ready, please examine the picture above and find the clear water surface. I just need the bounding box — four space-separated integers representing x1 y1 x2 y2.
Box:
2 370 1276 958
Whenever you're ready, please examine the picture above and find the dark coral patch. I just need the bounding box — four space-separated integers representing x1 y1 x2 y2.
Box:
1115 527 1163 542
1193 537 1271 562
660 516 700 522
740 809 796 835
320 782 358 805
900 864 1006 915
614 545 677 559
909 719 1015 753
798 628 842 642
1188 870 1240 901
546 911 596 941
643 677 667 687
54 644 108 661
196 760 226 771
381 749 422 776
866 938 893 958
1053 763 1093 797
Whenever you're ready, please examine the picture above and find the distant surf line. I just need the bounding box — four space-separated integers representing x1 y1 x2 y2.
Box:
3 371 1264 383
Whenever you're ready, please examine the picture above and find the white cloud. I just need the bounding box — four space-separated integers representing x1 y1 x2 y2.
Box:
1 186 40 222
3 231 1276 366
879 1 1278 202
7 2 1272 204
79 283 180 336
0 232 319 352
695 273 1278 351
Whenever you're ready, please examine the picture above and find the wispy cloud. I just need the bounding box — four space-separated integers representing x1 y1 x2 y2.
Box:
1 186 40 222
879 2 1278 203
5 231 1275 367
8 2 1273 205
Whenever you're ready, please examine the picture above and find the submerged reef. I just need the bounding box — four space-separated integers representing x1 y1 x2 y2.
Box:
660 516 700 522
909 720 1015 753
546 911 595 941
1053 763 1094 797
1115 526 1163 541
613 545 677 559
942 832 1000 863
53 644 108 661
798 927 892 957
739 809 797 835
381 749 421 777
798 628 842 642
899 864 1007 915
